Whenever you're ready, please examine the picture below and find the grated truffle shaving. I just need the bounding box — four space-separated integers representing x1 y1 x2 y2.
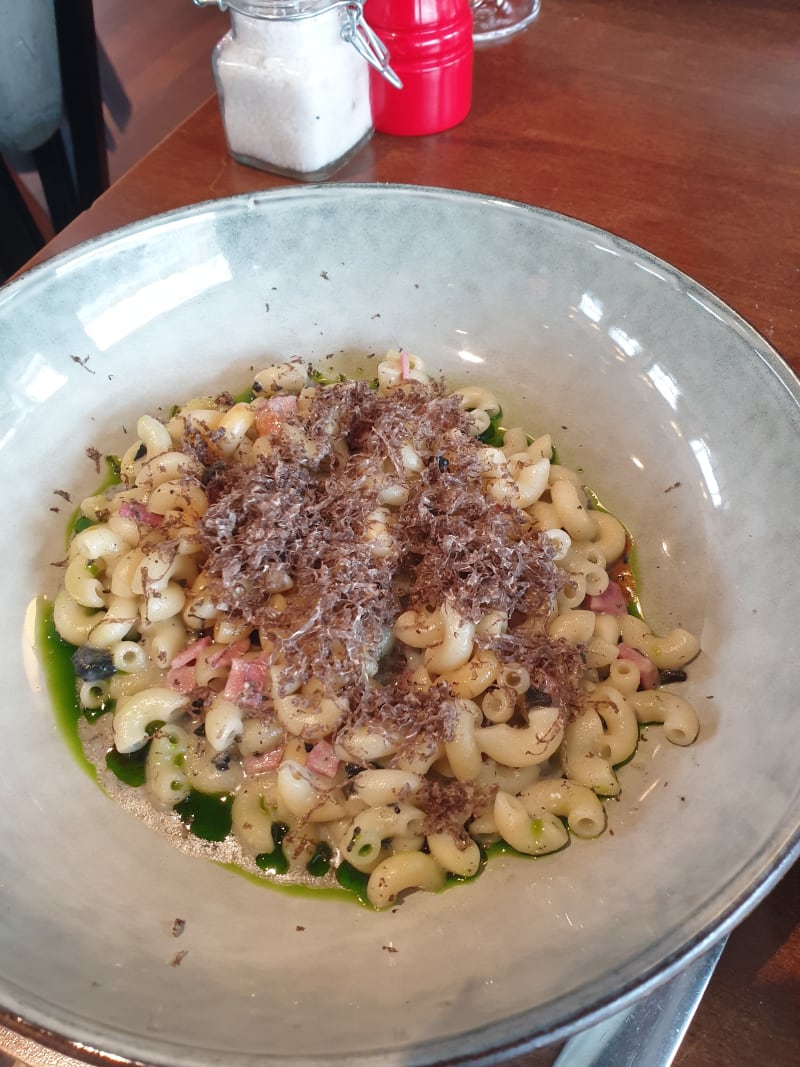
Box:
417 779 495 841
344 676 459 759
399 449 565 623
195 376 576 725
484 630 586 717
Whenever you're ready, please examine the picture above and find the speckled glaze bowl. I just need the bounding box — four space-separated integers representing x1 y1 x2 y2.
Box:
1 186 798 1067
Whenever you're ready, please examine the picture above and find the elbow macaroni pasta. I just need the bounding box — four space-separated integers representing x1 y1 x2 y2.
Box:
50 352 702 909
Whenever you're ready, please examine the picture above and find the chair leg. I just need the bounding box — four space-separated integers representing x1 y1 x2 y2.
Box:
0 156 45 281
32 130 81 232
53 0 110 210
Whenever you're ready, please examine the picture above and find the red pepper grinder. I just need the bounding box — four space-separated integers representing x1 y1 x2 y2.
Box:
366 0 474 136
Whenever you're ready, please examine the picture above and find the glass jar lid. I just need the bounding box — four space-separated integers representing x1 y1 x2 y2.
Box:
193 0 402 87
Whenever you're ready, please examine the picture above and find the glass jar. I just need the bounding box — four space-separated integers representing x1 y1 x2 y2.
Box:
194 0 399 181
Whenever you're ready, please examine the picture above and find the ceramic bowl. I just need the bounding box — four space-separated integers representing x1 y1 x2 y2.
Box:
1 185 798 1067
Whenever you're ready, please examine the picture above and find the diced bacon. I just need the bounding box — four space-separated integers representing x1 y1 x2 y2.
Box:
118 500 163 526
223 656 268 709
306 739 340 779
243 748 284 777
617 644 660 689
399 351 411 380
166 664 197 694
584 581 628 616
170 635 212 670
206 637 252 668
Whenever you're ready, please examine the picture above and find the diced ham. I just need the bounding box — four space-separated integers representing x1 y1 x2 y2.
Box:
254 408 283 437
166 664 197 694
206 637 252 668
266 394 298 414
223 656 268 709
243 748 284 777
170 635 212 670
617 644 660 689
584 581 628 616
254 394 298 437
118 500 163 526
306 739 340 779
399 351 411 380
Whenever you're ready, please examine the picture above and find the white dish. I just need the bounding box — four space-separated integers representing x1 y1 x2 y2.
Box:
0 185 798 1066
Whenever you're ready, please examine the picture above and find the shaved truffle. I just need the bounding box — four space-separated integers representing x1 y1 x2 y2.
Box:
418 779 495 840
195 377 576 720
344 676 459 759
399 449 565 623
485 630 586 717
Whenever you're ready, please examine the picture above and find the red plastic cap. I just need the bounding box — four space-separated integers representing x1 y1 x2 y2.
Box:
367 0 474 136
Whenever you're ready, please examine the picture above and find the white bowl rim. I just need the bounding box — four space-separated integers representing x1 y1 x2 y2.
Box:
1 183 799 1067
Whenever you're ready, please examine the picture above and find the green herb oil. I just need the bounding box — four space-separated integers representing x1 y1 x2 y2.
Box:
36 599 96 781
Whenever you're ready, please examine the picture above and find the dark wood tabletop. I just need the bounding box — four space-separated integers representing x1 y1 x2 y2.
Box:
9 1 800 1065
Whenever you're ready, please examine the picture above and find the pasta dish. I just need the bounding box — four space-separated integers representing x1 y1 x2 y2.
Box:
50 351 701 908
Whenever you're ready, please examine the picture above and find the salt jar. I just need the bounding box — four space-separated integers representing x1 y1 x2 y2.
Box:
194 0 400 181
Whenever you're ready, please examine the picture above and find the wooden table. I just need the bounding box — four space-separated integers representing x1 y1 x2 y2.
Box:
7 1 799 1065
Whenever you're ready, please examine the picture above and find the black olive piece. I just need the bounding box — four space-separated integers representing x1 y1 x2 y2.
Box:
201 461 226 486
659 668 688 685
524 687 552 708
72 645 115 682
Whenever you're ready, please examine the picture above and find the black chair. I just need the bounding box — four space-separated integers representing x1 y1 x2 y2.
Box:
1 0 115 282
